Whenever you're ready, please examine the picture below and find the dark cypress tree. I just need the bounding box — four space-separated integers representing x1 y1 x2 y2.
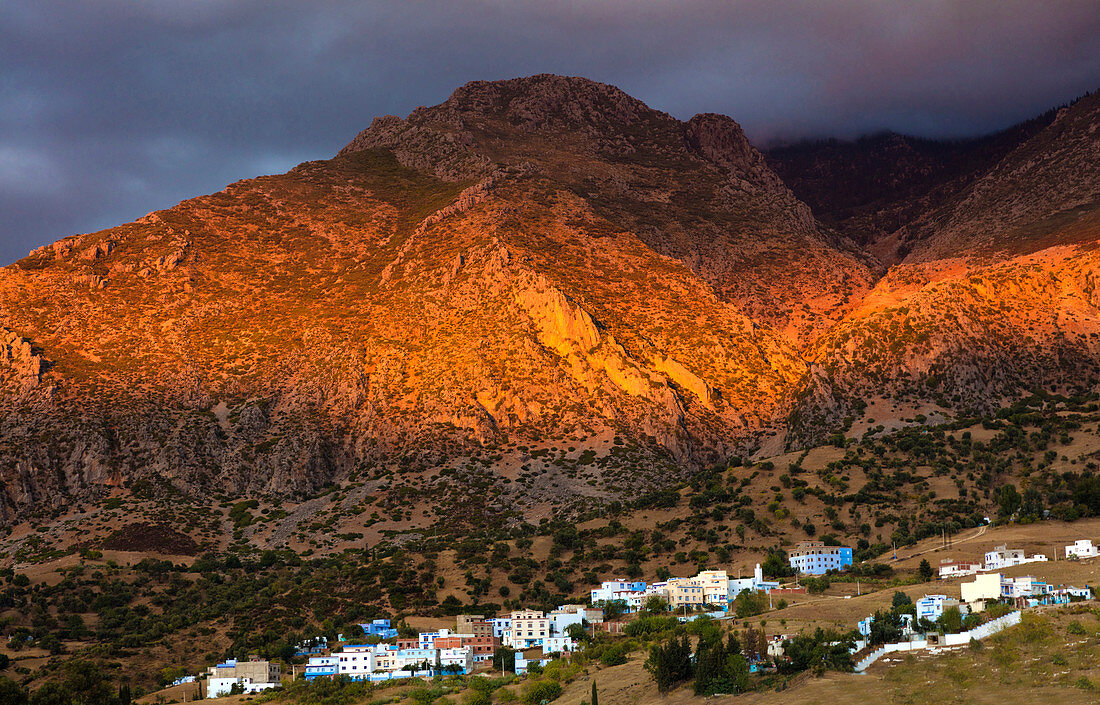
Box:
694 634 725 695
591 681 598 705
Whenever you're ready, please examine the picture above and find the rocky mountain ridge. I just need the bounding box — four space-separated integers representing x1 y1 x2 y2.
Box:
0 75 1096 522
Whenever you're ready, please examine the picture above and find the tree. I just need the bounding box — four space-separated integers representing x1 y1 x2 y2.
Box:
781 628 855 675
590 681 598 705
64 661 113 705
802 576 830 594
1020 488 1044 519
493 647 516 673
918 559 933 582
565 622 590 643
891 591 913 611
521 680 562 705
0 677 27 705
761 550 795 579
29 683 70 705
734 590 769 619
938 606 963 634
642 595 669 614
596 600 626 620
868 611 903 645
998 484 1021 520
645 635 693 693
692 632 748 695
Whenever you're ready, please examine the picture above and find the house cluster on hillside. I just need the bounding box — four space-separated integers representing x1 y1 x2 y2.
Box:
590 563 787 613
960 572 1092 610
205 658 282 698
296 606 602 685
937 538 1099 580
198 538 1093 698
936 542 1067 579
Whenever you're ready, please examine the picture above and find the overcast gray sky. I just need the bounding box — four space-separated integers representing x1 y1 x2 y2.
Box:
2 0 1097 265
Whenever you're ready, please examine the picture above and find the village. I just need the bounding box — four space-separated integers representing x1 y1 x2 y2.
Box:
193 538 1098 698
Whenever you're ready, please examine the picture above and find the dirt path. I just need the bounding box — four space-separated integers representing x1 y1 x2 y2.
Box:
891 523 988 563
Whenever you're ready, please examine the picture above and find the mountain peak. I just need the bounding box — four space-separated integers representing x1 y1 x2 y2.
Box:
438 74 665 131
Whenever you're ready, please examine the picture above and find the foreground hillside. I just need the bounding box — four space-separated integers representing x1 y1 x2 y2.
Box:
0 76 1097 520
2 392 1100 697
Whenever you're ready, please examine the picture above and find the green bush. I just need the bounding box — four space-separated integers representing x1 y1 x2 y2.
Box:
521 679 562 705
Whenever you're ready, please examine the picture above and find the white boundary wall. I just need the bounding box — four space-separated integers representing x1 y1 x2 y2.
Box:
854 611 1021 672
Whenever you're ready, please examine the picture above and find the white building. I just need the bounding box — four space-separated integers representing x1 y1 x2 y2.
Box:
915 594 961 622
938 559 982 579
590 580 647 604
542 636 579 654
983 545 1047 571
1001 575 1052 601
437 647 475 674
206 676 276 698
548 606 587 637
1066 539 1099 560
728 564 779 596
418 631 442 649
336 645 378 678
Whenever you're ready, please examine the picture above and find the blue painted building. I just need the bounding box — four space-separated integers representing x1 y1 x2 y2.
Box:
788 541 853 575
360 619 399 640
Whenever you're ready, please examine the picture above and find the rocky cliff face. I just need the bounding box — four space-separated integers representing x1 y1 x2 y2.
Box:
0 76 1097 522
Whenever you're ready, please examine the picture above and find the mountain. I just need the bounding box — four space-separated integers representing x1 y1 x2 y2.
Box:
0 76 1097 523
766 112 1057 262
784 91 1100 440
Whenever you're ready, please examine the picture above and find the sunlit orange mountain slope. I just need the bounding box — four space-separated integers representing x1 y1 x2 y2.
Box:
0 76 1096 520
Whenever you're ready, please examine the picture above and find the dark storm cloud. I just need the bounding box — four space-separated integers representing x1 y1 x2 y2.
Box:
2 0 1098 265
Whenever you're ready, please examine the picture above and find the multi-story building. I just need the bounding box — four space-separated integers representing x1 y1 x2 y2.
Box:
983 545 1047 571
983 545 1025 570
666 578 705 610
456 614 495 637
548 605 588 637
915 595 960 622
590 580 647 604
938 559 982 579
509 610 550 649
335 645 377 679
486 617 511 639
1066 540 1099 559
1001 575 1052 602
692 570 731 606
433 633 498 662
205 658 281 698
373 646 436 674
436 647 475 674
788 542 853 575
304 656 338 680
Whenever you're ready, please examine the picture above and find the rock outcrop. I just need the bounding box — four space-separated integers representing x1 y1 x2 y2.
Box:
0 328 43 389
